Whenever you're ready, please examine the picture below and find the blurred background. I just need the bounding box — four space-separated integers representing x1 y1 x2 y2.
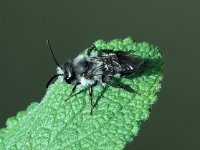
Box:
0 0 199 149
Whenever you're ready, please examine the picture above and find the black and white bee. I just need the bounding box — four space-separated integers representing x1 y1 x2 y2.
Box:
46 38 144 115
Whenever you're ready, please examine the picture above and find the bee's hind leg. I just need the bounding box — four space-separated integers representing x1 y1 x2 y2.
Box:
102 75 136 93
105 81 135 93
87 44 96 56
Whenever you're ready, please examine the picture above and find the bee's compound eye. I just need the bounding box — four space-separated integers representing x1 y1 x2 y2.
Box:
64 63 72 76
64 62 75 84
66 68 72 79
64 76 72 84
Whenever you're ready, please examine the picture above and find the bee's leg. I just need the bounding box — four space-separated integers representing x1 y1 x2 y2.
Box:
69 82 80 97
97 50 115 56
97 50 127 57
89 85 94 115
89 82 97 115
105 81 135 93
101 75 107 86
87 44 96 56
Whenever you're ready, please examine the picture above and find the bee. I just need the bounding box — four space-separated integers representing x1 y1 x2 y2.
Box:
46 38 144 115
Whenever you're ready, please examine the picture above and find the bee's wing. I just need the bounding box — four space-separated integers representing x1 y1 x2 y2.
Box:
117 52 144 75
89 56 121 76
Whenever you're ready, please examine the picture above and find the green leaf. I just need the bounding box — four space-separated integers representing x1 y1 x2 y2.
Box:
0 37 163 150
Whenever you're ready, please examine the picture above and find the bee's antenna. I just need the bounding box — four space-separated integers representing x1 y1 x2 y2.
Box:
46 74 63 88
46 38 61 68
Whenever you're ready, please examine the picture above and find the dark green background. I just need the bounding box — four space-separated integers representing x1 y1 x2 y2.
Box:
0 0 199 149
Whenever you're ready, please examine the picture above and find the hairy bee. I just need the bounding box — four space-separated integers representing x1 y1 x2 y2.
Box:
46 38 144 115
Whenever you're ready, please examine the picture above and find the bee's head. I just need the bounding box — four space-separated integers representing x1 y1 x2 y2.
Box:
62 62 75 84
